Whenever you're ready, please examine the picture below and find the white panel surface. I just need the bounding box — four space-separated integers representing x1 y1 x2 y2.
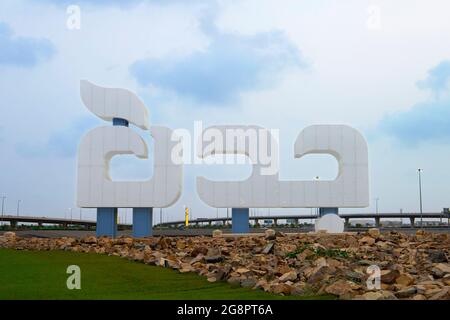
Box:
197 124 369 208
76 80 182 208
196 125 279 208
77 126 182 208
80 80 149 130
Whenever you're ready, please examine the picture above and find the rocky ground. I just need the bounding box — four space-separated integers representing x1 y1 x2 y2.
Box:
1 228 449 300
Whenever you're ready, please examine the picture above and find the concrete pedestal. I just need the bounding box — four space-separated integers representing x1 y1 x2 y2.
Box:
133 208 153 237
315 207 343 233
232 208 249 233
96 208 118 238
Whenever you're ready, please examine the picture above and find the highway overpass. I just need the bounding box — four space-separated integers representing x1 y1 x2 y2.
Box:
1 212 449 230
0 215 130 229
157 212 450 228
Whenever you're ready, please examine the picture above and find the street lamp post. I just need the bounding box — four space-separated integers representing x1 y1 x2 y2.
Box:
375 197 379 215
418 168 423 229
1 196 6 227
315 176 320 215
16 200 21 216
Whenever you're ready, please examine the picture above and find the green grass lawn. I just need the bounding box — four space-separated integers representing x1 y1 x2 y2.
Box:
0 249 329 300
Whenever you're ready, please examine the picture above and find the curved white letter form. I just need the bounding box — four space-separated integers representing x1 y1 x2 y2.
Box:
80 80 149 130
286 125 369 207
76 81 182 208
196 125 280 208
197 124 368 209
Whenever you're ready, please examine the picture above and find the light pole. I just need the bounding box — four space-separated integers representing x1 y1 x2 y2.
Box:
315 176 320 215
1 196 6 227
418 168 423 228
375 197 379 215
16 200 21 216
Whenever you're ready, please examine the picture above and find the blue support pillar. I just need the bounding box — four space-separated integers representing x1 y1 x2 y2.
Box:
133 208 153 237
319 207 339 217
112 118 129 127
94 118 127 238
232 208 249 233
96 208 118 238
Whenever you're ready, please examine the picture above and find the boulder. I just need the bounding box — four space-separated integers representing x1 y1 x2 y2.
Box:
114 237 133 245
212 230 223 238
236 267 251 275
358 236 375 245
345 271 365 283
254 279 268 290
176 240 186 250
271 283 292 295
395 273 415 287
324 280 357 298
262 242 274 254
207 247 221 257
265 229 276 240
429 251 447 263
368 228 381 239
354 290 397 300
240 278 257 288
279 271 297 282
3 232 16 239
227 277 241 287
189 254 205 265
432 263 450 276
190 246 208 257
81 235 97 244
381 269 400 284
307 266 330 284
429 288 449 300
291 282 308 296
205 256 224 263
395 286 417 298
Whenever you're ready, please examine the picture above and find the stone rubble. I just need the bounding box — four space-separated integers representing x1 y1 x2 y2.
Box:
1 229 449 300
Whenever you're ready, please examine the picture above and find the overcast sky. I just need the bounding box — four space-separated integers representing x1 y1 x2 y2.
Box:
1 0 450 223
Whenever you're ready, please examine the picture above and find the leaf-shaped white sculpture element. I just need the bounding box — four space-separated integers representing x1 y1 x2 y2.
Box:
80 80 149 130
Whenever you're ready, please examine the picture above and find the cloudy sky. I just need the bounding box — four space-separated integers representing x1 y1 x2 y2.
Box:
1 0 450 223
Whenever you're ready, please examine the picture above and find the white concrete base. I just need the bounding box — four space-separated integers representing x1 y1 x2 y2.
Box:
315 214 344 233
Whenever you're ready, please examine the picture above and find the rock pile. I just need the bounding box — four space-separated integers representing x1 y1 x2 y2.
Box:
1 229 449 300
